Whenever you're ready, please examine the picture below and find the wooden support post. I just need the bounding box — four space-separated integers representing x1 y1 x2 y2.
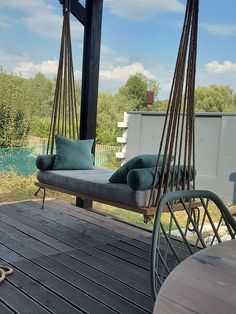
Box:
70 0 103 208
75 198 93 209
80 0 103 149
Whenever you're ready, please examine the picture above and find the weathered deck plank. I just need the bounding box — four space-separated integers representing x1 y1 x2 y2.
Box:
4 201 151 281
0 301 15 314
0 200 154 314
0 258 81 314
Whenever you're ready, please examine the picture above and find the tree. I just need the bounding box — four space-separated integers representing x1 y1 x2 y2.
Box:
117 73 159 111
0 70 56 145
195 85 236 112
96 92 119 145
28 73 54 118
0 70 31 147
155 99 169 111
155 84 236 113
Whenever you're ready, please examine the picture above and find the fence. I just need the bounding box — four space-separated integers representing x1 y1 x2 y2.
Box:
122 111 236 203
0 144 118 177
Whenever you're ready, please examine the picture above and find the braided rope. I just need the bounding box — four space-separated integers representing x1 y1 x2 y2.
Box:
0 266 13 284
47 0 79 154
149 0 199 208
0 269 5 283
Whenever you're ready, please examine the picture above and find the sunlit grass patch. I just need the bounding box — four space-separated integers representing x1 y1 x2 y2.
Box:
0 171 73 203
0 171 232 231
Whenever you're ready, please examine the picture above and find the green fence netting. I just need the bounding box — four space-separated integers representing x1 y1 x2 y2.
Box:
0 145 118 177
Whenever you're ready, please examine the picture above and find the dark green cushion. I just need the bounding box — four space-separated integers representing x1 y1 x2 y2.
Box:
109 154 163 183
36 154 56 170
127 167 160 191
127 165 196 191
53 135 94 170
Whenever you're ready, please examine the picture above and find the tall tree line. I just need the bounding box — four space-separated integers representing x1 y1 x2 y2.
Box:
0 68 236 147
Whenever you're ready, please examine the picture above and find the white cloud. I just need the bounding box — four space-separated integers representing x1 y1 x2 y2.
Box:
100 45 130 71
205 61 236 74
99 62 158 95
150 64 174 99
1 0 46 10
74 70 82 80
104 0 184 21
0 0 83 39
13 59 59 78
200 23 236 36
101 44 114 55
0 47 28 72
0 43 82 79
193 64 236 97
100 63 154 80
99 45 175 98
0 15 13 28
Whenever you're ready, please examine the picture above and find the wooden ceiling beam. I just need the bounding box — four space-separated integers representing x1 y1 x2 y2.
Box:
59 0 87 26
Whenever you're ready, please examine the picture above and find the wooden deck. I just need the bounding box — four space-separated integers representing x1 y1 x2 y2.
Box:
0 199 153 314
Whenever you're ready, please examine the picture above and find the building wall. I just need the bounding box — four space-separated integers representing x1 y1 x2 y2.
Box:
118 112 236 204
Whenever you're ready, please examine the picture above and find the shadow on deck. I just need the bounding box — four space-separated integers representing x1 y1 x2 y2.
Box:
0 199 153 314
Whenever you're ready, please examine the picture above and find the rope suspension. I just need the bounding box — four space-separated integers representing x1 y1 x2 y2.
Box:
47 0 79 154
149 0 199 207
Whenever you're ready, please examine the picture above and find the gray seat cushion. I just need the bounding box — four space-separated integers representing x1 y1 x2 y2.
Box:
37 168 155 208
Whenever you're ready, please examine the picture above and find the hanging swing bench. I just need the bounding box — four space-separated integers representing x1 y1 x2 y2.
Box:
35 0 200 222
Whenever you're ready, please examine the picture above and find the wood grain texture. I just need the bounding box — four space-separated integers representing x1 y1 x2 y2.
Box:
0 199 153 314
35 181 156 216
154 240 236 314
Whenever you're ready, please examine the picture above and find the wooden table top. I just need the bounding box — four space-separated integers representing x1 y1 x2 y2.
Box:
153 239 236 314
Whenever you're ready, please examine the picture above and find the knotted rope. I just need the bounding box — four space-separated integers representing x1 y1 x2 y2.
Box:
0 265 13 284
149 0 199 208
47 0 79 154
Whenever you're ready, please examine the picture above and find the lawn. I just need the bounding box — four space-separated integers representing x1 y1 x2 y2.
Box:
0 171 153 228
0 171 230 232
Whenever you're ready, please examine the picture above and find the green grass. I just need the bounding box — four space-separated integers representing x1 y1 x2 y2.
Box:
0 171 74 203
0 171 153 228
0 171 229 230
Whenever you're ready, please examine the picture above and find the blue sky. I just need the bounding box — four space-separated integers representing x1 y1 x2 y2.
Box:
1 0 236 99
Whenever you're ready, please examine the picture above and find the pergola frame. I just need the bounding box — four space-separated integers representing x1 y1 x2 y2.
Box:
59 0 103 208
59 0 103 145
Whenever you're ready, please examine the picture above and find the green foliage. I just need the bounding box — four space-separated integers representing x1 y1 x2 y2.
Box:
2 66 236 152
0 69 31 147
195 85 236 112
30 117 51 138
155 85 236 113
96 92 120 145
117 73 159 111
0 70 55 147
28 73 54 118
155 99 169 111
101 149 121 170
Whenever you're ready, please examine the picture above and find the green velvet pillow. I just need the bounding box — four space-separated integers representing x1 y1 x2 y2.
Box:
109 154 164 183
36 154 56 170
127 167 160 191
127 165 196 191
53 135 94 170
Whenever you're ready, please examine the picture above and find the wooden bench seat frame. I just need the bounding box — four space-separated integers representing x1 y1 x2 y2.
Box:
35 182 202 223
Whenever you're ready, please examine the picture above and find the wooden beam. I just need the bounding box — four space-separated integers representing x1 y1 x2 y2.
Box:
59 0 87 26
58 0 103 209
71 0 87 26
80 0 103 151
